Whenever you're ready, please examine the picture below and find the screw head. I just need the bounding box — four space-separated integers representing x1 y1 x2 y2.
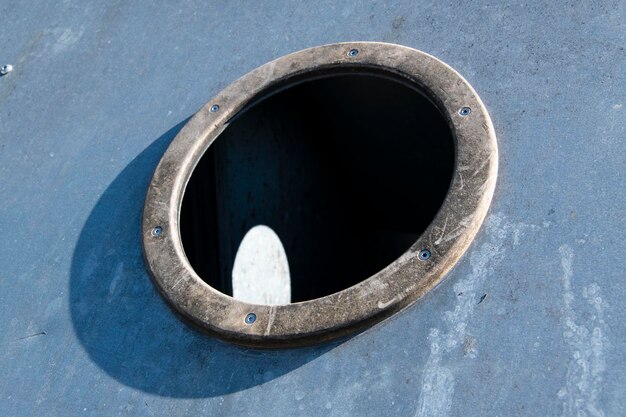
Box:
152 226 163 237
459 107 471 116
418 249 431 261
347 48 359 57
0 64 13 75
245 313 256 324
210 104 220 113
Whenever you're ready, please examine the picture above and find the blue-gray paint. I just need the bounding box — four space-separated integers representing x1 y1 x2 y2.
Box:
1 1 624 416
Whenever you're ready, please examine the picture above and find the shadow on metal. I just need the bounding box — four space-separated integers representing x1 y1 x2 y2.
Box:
69 119 335 398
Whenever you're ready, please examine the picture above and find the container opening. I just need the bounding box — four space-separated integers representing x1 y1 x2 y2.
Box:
180 71 455 303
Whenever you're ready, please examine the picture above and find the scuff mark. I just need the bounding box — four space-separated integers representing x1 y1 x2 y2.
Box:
17 331 47 341
264 306 276 336
469 157 489 178
377 296 398 309
263 61 278 82
477 293 488 304
144 400 155 417
463 335 477 358
415 329 454 417
434 217 449 245
48 27 84 54
434 215 474 245
557 245 607 417
107 262 124 302
171 276 186 290
415 213 542 417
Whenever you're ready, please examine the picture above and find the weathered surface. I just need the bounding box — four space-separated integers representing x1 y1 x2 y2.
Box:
142 41 497 347
0 1 624 416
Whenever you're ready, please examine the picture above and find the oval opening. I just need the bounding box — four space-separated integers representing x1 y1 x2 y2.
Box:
180 71 455 303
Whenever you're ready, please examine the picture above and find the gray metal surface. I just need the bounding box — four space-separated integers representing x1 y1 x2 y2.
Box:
0 1 624 416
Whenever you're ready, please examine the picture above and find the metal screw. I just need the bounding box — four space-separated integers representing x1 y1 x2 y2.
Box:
210 104 220 113
418 249 431 261
0 64 13 76
347 48 359 57
245 313 256 324
459 107 471 116
152 226 163 237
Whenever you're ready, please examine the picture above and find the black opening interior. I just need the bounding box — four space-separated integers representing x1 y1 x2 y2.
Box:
180 71 455 302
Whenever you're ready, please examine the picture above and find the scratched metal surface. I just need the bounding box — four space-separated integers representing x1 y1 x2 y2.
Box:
0 1 624 416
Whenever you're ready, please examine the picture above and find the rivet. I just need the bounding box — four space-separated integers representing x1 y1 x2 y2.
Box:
0 64 13 76
210 104 220 113
347 49 359 57
245 313 256 324
459 107 471 116
418 249 431 261
152 226 163 237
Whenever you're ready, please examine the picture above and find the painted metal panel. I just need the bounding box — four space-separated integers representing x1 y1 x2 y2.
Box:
0 1 624 415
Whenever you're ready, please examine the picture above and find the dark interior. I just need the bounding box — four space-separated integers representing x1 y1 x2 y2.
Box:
180 71 455 302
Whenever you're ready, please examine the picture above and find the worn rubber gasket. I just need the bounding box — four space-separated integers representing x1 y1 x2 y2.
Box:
142 42 498 348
